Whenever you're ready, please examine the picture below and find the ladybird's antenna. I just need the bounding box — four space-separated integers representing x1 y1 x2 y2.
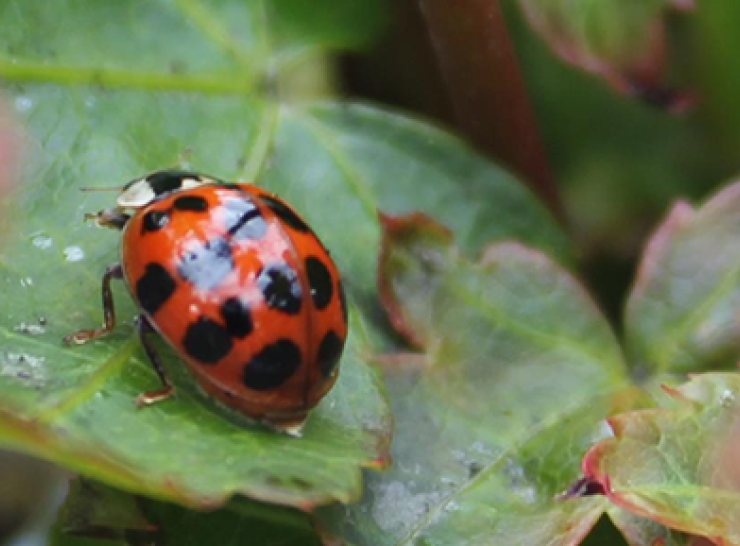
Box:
79 186 125 192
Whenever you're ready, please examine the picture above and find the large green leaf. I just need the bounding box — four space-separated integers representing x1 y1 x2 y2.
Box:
0 0 386 79
316 214 628 545
51 479 321 546
0 0 571 512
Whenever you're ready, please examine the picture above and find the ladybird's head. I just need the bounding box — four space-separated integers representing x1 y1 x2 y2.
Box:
117 170 218 208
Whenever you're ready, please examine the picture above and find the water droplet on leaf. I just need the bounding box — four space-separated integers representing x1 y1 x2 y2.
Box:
720 389 736 408
14 96 33 113
31 235 53 249
14 322 46 336
63 246 85 262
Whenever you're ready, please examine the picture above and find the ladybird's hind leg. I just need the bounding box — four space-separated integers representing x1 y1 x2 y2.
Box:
85 208 130 230
135 316 176 408
63 264 123 345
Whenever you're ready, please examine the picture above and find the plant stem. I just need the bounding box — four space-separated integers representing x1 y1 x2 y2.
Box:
416 0 562 219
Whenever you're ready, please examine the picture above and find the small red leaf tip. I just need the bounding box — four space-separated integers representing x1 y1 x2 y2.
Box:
660 383 693 405
605 416 621 435
556 476 606 500
626 82 696 114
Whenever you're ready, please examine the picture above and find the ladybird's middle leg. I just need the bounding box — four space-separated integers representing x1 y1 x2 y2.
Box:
135 316 176 408
63 264 123 345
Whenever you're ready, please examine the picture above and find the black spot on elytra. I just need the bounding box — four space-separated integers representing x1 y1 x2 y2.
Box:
257 263 302 315
177 237 233 290
243 339 302 391
221 297 253 339
317 330 344 378
136 263 176 315
338 280 348 323
182 317 233 364
141 210 170 233
306 256 333 310
174 195 209 212
260 195 311 233
223 197 267 241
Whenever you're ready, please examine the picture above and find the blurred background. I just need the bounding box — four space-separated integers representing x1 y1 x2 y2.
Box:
2 0 740 543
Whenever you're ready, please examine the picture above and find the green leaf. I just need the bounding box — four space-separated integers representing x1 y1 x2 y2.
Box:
51 479 321 546
0 0 386 79
625 182 740 375
316 214 628 545
607 507 701 546
270 0 389 52
582 373 740 545
0 0 570 512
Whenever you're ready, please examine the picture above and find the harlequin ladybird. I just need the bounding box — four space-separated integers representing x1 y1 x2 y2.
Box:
64 170 348 435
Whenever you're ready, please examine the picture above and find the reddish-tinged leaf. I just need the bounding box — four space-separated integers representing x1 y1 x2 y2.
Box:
316 213 630 546
517 0 693 110
582 374 740 546
377 212 453 349
625 181 740 375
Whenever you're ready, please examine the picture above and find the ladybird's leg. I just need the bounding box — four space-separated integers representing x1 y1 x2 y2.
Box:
63 264 123 345
135 316 176 408
85 208 131 230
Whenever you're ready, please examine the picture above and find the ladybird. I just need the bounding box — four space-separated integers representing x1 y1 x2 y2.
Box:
64 170 348 435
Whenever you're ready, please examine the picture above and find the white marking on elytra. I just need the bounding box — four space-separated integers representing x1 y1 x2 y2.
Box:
117 178 157 208
116 172 216 209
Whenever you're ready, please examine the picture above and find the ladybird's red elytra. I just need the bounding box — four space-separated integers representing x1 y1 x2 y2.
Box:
63 170 348 435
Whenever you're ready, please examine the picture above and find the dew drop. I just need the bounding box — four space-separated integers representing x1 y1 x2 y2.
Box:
443 501 461 513
63 246 85 262
720 389 736 408
14 322 46 336
1 351 46 383
32 235 53 249
14 96 33 113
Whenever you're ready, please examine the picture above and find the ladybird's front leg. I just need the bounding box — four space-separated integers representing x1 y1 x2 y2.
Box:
85 208 130 230
63 264 123 345
135 316 176 408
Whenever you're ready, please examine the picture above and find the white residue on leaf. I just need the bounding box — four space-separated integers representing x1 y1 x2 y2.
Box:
370 481 440 534
14 322 46 336
1 351 46 383
14 96 34 113
20 277 33 287
63 246 85 262
501 457 537 505
31 235 53 250
720 389 737 408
